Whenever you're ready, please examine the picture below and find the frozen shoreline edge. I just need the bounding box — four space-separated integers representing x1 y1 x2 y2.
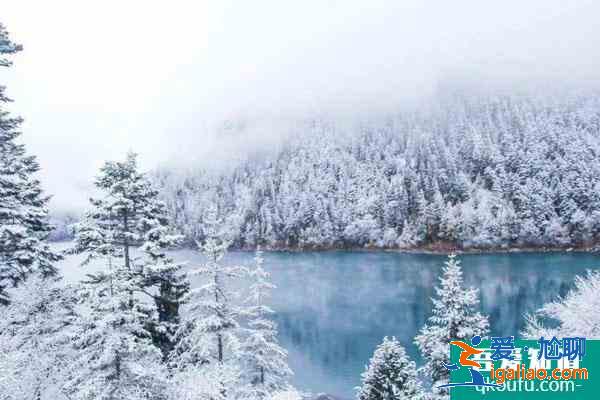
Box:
50 240 600 255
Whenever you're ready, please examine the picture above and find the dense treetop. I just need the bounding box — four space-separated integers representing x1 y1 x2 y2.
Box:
154 90 600 250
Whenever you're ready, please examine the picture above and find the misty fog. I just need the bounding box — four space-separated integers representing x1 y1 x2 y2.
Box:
3 0 600 213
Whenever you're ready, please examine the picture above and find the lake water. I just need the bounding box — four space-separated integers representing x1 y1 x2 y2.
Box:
56 247 600 399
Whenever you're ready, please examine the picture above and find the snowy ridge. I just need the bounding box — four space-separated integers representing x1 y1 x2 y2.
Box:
153 91 600 251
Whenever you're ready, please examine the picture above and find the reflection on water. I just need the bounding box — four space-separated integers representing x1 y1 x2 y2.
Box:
57 247 600 399
224 251 599 399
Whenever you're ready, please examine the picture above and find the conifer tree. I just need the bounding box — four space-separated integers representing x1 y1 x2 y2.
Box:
63 272 167 400
414 255 489 400
0 274 77 398
171 206 245 400
523 270 600 338
240 248 292 399
71 152 188 358
173 206 243 368
357 337 423 400
0 23 61 305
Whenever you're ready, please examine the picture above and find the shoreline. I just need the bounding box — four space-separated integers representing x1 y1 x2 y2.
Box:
224 237 600 254
229 246 600 255
50 239 600 255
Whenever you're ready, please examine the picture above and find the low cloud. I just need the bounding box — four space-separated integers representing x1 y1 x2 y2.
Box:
3 0 600 212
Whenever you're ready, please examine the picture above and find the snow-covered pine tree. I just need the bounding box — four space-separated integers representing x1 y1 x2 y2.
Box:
0 274 77 399
71 152 188 358
63 271 167 400
239 248 292 399
414 254 489 400
173 206 243 368
0 22 61 305
357 336 423 400
523 270 600 338
171 206 245 400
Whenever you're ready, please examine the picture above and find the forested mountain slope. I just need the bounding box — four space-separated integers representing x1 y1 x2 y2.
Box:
153 91 600 250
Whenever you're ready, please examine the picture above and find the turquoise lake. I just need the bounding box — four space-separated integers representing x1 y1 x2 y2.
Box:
57 248 600 399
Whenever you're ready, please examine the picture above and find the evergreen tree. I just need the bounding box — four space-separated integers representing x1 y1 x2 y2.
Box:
172 206 244 398
240 248 292 399
523 270 600 338
63 272 167 400
414 255 489 400
0 274 77 399
357 337 423 400
0 22 61 305
71 152 188 358
174 206 242 366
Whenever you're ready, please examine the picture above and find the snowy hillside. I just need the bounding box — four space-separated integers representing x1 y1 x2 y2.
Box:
153 91 600 250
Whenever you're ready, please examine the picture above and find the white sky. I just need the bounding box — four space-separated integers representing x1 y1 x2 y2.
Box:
3 0 600 212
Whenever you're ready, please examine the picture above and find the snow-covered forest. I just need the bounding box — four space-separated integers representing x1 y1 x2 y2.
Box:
1 23 298 400
3 0 600 397
153 92 600 250
0 152 298 399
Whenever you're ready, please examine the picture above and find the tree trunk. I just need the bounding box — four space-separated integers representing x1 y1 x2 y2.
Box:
123 212 134 309
217 333 223 363
154 282 180 360
123 212 130 270
214 256 224 363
